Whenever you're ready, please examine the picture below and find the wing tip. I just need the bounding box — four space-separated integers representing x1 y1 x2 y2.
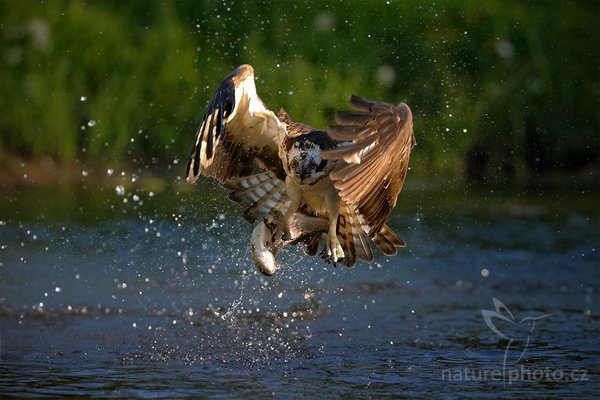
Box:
185 160 200 184
349 95 413 123
348 95 380 111
396 102 412 122
229 64 255 82
186 175 198 184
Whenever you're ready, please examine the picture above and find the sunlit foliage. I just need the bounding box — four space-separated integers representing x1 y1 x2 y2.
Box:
0 0 597 184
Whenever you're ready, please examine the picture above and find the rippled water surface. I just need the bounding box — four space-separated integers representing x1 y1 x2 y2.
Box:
1 179 598 398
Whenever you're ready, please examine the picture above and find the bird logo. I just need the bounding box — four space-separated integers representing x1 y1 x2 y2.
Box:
481 298 555 380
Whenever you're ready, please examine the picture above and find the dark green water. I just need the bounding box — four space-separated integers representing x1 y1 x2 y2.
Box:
0 177 598 398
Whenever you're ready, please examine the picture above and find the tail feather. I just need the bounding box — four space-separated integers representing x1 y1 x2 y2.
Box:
337 208 356 267
349 206 374 263
224 171 290 222
371 224 406 256
337 203 374 267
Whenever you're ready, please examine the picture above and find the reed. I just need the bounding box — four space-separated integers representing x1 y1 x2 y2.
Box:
1 0 597 185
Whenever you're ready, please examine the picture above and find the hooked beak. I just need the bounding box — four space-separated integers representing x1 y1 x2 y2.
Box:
299 166 309 182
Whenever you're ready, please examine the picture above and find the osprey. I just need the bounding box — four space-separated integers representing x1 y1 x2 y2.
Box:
186 64 415 274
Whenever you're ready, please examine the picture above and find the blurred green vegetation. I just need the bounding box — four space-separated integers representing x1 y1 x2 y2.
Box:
0 0 598 186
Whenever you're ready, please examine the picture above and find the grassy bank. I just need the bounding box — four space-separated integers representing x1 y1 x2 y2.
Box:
1 0 598 187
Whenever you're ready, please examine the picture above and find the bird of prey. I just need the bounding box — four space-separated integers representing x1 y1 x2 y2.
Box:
186 64 415 274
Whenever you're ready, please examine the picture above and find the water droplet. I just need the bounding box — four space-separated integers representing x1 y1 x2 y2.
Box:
115 185 125 196
80 96 87 102
87 120 96 127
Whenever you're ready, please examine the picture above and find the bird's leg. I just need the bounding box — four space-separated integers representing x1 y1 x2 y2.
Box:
324 189 344 263
280 176 302 241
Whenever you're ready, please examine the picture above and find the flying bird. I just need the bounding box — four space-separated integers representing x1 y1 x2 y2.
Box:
186 64 415 271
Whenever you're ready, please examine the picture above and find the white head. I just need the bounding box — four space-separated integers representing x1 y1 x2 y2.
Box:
285 136 330 185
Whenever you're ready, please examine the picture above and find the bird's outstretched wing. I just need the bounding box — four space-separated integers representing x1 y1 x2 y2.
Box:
186 64 286 184
322 95 416 239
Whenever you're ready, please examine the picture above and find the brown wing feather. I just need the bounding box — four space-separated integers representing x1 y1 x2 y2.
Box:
224 171 290 222
322 95 415 236
278 108 316 137
347 205 374 262
337 208 357 267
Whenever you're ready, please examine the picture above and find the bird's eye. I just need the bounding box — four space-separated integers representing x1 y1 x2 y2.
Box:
309 161 317 169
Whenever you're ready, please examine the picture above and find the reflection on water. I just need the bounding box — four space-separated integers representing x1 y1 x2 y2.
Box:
0 180 598 398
